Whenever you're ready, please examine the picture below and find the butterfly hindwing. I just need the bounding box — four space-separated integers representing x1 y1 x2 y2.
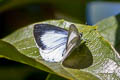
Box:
62 24 84 69
62 24 81 61
67 24 80 47
33 24 68 62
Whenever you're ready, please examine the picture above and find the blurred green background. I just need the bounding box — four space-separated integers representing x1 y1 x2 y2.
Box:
0 0 120 80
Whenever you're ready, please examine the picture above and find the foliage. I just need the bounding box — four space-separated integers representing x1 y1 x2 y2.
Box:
0 20 120 80
1 0 120 80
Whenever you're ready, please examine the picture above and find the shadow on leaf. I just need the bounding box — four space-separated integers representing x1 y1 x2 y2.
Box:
62 43 93 69
115 14 120 53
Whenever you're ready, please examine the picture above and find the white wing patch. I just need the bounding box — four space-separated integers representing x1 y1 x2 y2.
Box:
41 31 67 51
39 31 67 62
40 43 66 62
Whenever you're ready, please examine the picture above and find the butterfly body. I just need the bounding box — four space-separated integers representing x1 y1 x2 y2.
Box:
33 24 82 62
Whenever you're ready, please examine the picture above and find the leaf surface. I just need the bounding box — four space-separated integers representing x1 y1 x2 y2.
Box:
0 20 120 80
96 14 120 53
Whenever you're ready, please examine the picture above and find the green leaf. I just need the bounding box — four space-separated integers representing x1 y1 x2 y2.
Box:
0 40 53 73
46 74 67 80
1 20 120 80
95 14 120 53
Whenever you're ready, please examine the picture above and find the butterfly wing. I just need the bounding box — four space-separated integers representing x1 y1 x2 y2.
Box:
62 24 82 61
62 24 84 69
33 24 68 62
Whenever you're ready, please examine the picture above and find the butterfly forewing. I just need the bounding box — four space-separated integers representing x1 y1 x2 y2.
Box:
33 24 68 62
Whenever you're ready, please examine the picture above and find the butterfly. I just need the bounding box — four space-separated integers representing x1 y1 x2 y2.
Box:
33 24 82 62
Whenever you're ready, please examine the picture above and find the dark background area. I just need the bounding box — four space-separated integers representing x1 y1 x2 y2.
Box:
0 0 120 80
